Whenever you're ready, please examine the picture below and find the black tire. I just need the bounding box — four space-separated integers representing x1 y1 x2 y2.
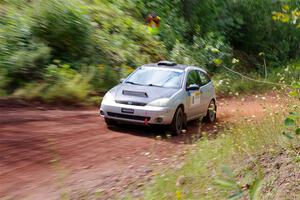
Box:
204 100 217 123
105 118 117 126
170 106 184 136
182 113 187 129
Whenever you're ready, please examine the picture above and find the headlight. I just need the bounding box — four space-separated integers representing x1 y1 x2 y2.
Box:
102 92 115 104
147 98 170 107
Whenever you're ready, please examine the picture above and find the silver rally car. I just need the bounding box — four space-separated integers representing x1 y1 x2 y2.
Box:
100 61 217 135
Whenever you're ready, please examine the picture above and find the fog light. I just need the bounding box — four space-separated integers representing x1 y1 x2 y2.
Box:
156 117 163 123
100 110 105 115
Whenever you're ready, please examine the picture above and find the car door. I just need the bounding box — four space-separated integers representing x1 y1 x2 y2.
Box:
185 70 202 120
198 70 212 114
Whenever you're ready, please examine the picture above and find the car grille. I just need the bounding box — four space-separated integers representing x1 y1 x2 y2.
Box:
107 112 150 121
122 90 148 98
115 100 147 106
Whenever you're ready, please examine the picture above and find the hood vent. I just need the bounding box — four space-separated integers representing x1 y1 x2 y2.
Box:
122 90 148 98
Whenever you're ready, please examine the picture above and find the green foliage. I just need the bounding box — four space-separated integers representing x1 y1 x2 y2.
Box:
0 3 52 88
296 127 300 135
0 0 168 102
138 0 189 50
0 0 300 103
272 3 300 28
7 41 51 85
90 1 166 67
31 0 93 61
141 0 300 66
216 0 300 65
282 112 299 138
90 64 119 92
249 178 263 200
0 67 9 96
170 33 232 72
213 59 300 96
215 166 264 200
14 63 93 103
43 64 92 103
213 73 270 96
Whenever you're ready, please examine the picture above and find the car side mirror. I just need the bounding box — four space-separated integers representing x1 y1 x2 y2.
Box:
187 84 200 91
120 78 125 83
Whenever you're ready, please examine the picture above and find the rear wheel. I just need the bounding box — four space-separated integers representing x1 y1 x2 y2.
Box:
204 100 217 123
105 118 117 126
171 107 184 135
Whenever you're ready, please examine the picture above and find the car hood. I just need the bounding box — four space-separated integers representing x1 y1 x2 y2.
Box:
110 83 179 104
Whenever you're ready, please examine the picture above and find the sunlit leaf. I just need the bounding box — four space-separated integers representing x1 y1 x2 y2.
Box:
232 58 240 64
214 178 240 190
258 52 265 56
213 58 222 66
281 15 290 23
249 178 263 200
211 47 220 53
289 90 298 97
284 117 295 126
282 4 290 12
296 128 300 135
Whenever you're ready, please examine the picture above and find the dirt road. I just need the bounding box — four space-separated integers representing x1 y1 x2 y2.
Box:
0 93 285 199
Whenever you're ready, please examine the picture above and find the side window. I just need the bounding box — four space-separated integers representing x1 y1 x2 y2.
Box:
186 70 201 87
198 71 210 86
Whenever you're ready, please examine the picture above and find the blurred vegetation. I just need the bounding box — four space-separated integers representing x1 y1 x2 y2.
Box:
0 0 299 104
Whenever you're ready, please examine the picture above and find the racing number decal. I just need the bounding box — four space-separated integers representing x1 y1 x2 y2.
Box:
188 91 201 106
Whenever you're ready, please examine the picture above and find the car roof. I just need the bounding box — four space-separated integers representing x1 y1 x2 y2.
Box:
142 62 208 73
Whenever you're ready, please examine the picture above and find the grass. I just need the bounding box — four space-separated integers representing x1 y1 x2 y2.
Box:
140 100 299 200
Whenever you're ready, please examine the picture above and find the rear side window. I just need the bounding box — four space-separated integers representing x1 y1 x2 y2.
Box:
198 71 210 86
186 70 201 87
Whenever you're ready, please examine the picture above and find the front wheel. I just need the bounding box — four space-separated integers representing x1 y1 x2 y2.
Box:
204 100 217 123
170 107 184 136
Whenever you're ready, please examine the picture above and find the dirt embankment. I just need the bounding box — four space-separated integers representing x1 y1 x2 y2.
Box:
0 92 286 199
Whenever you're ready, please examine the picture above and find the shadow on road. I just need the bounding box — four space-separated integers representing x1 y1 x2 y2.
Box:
107 119 224 145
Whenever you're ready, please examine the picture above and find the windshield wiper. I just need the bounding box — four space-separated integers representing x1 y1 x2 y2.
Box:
125 81 142 85
147 83 163 87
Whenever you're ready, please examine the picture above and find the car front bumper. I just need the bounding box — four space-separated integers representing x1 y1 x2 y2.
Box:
100 101 175 125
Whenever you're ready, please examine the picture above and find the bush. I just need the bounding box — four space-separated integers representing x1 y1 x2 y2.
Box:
90 0 167 67
138 0 189 50
1 0 300 103
140 0 300 67
0 68 9 96
31 0 93 61
213 73 271 96
0 4 52 90
213 60 300 96
0 0 166 101
219 0 300 65
170 33 232 73
170 40 198 66
14 63 93 104
42 64 92 103
6 40 51 86
90 64 119 92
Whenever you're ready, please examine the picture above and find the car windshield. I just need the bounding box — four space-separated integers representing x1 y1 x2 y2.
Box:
126 67 184 88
